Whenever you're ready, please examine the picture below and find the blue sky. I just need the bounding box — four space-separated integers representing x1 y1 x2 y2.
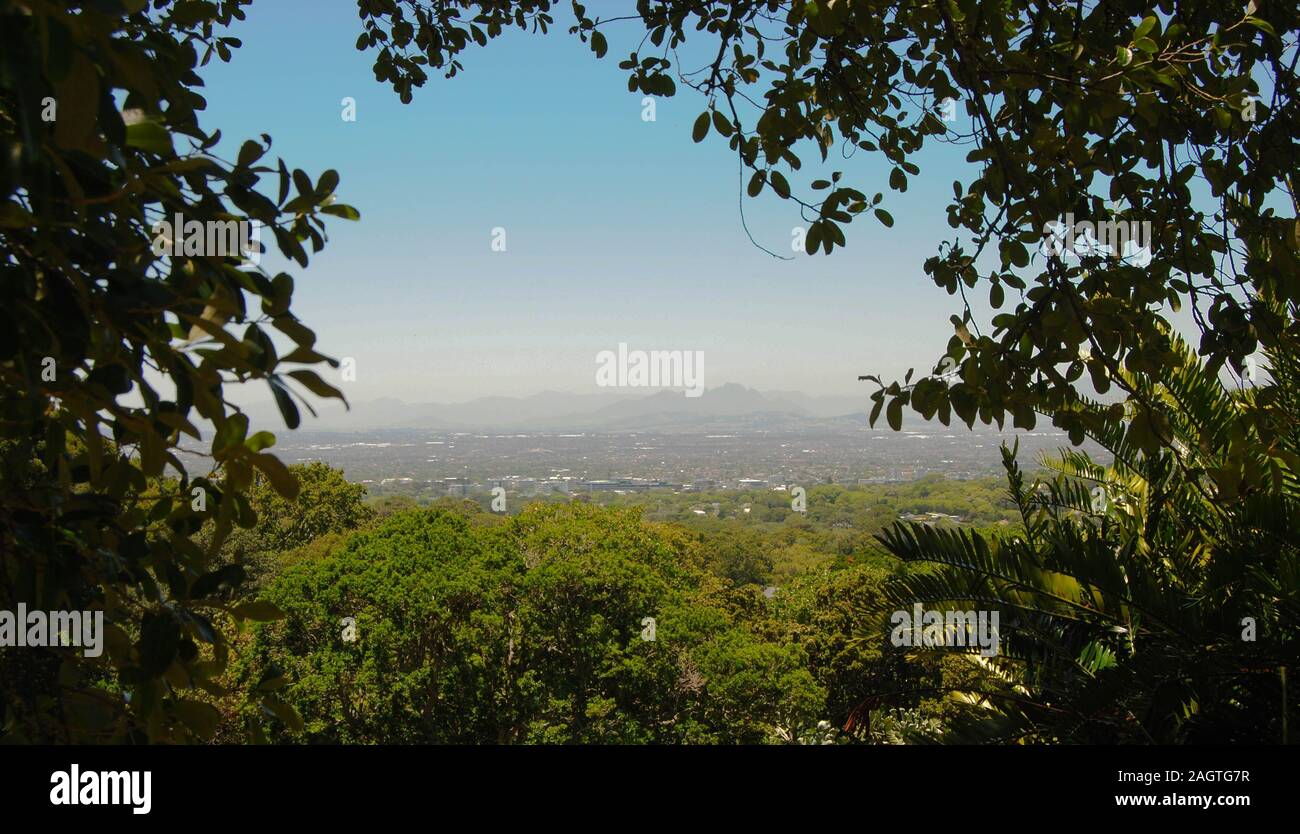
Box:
200 0 995 407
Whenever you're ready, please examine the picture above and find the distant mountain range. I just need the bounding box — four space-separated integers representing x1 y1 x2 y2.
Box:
238 383 897 433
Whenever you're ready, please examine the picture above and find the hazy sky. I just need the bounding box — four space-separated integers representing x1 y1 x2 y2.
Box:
201 0 997 407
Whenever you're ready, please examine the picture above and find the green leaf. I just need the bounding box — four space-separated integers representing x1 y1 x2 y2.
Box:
287 369 345 401
886 397 903 431
316 169 340 198
804 221 822 254
174 699 222 741
264 273 294 316
125 120 173 155
1245 16 1277 38
277 158 291 204
261 694 304 732
237 139 264 168
255 673 289 693
770 171 791 198
320 203 360 220
244 431 277 453
251 452 299 499
692 111 710 142
213 413 249 457
292 168 313 197
268 379 300 429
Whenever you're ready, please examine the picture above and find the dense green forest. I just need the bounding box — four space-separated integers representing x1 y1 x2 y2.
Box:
190 449 1290 744
444 474 1020 585
205 462 1002 743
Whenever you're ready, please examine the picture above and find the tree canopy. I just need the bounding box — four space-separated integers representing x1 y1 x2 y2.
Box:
1 0 355 742
242 503 824 743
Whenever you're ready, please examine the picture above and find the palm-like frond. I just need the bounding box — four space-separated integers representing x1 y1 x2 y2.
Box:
872 318 1300 743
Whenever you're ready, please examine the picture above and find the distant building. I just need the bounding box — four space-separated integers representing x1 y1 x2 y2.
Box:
581 478 671 492
899 511 963 525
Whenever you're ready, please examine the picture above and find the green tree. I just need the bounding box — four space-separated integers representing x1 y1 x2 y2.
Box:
775 564 910 737
1 0 355 742
367 493 421 519
241 503 823 743
876 334 1299 742
218 462 375 585
698 526 774 586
